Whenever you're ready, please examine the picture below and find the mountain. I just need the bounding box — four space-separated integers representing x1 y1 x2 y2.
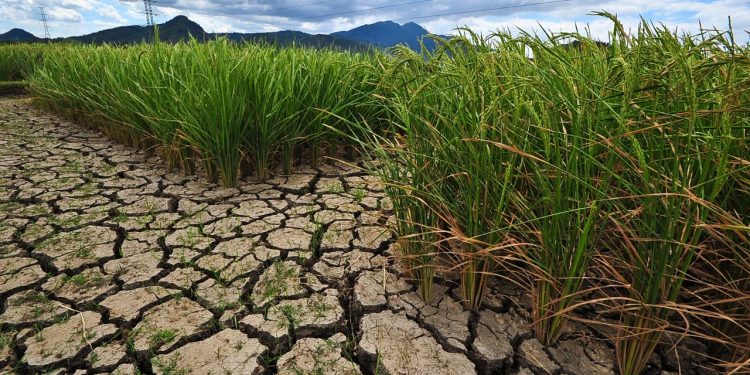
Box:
332 21 440 51
63 16 364 50
69 15 207 44
2 16 440 51
0 28 39 42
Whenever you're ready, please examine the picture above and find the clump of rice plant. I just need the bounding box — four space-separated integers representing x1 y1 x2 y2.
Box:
597 13 748 375
504 31 618 345
364 33 530 310
24 38 382 185
0 43 45 81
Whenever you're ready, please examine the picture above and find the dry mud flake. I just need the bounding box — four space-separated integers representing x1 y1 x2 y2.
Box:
240 312 288 341
42 267 117 304
358 310 476 375
130 298 213 353
159 267 205 289
172 206 213 229
203 216 243 238
110 363 138 374
99 286 179 323
195 277 247 310
202 187 241 200
54 211 110 230
118 196 171 215
416 293 471 352
277 333 360 375
313 249 384 282
314 210 355 226
103 252 163 287
56 195 110 211
548 339 616 375
320 221 355 251
353 225 391 250
266 227 312 250
472 310 530 370
22 311 116 368
197 239 278 281
246 289 344 340
0 290 70 326
87 341 128 371
0 222 21 243
34 226 117 271
117 237 157 257
215 237 276 259
150 212 181 230
518 338 560 374
0 243 23 258
319 194 361 213
233 200 275 219
164 226 213 250
20 221 54 244
1 338 14 369
125 230 166 251
271 173 316 193
199 254 258 281
0 256 46 294
353 270 411 311
151 329 267 375
250 261 307 307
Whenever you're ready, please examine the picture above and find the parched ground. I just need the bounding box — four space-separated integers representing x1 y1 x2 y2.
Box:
0 97 706 375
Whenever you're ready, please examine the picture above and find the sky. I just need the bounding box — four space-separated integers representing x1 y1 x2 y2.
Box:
1 0 749 43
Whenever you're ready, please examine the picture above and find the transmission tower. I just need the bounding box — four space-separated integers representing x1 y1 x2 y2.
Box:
39 7 51 39
142 0 156 27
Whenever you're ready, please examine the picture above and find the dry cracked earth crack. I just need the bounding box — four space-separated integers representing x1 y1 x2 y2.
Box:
1 96 700 375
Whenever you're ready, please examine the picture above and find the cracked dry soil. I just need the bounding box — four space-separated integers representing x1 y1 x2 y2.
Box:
0 97 706 375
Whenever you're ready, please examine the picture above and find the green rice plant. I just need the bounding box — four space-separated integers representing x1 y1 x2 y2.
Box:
0 43 45 81
596 13 748 374
170 38 254 184
24 40 382 184
499 31 619 345
340 92 440 302
240 46 300 180
370 144 442 303
121 42 197 172
369 33 531 310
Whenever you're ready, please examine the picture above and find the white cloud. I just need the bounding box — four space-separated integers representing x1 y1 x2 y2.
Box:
0 0 746 43
57 0 95 11
96 4 128 24
46 7 84 23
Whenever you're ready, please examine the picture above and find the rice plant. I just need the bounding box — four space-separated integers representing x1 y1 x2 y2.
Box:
0 43 45 81
516 32 618 345
348 14 748 371
597 14 748 374
22 39 382 184
365 33 533 310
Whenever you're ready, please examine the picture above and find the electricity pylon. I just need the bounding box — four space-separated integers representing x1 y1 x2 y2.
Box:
142 0 156 27
39 7 51 39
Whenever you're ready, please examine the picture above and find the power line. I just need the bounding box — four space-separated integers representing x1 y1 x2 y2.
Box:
39 7 51 39
392 0 572 22
197 0 343 13
261 0 342 12
290 0 431 21
146 0 573 31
